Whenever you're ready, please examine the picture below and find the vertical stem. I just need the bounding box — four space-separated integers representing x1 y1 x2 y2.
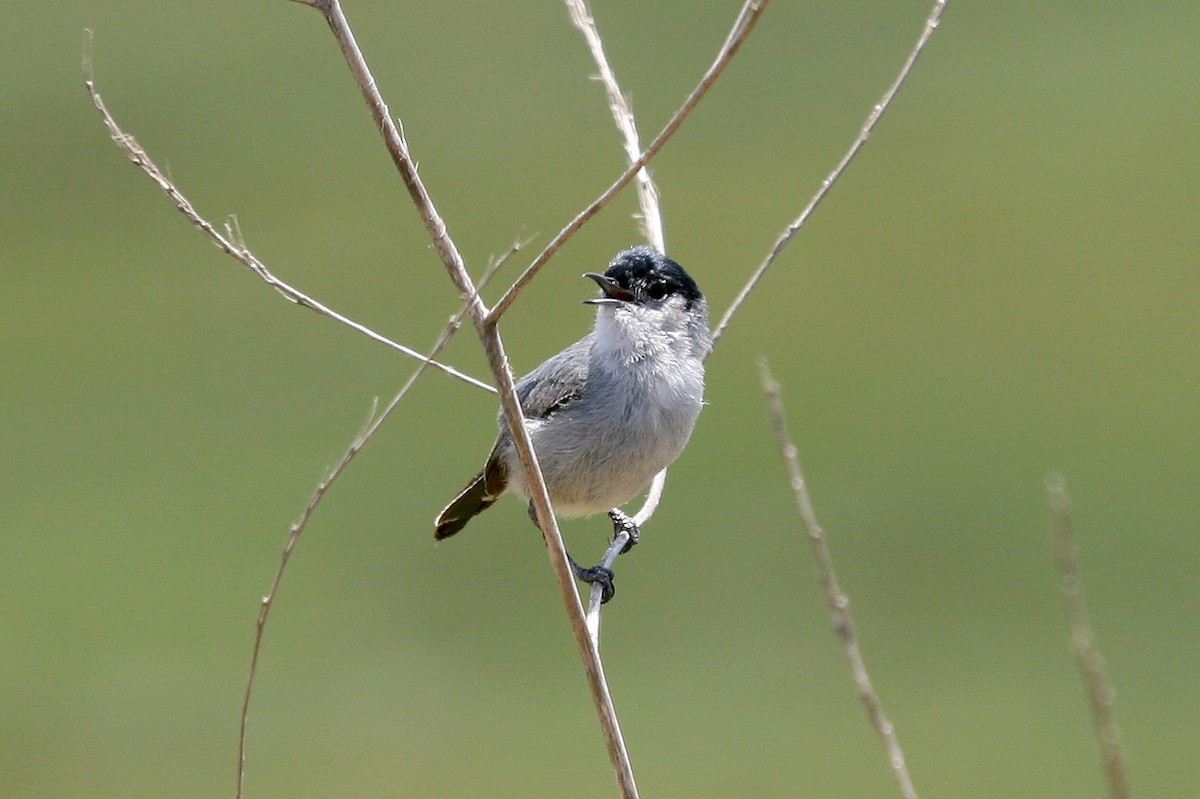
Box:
481 324 639 797
1046 474 1131 799
761 361 920 799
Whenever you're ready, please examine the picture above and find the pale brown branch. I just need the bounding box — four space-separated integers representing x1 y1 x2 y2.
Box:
564 0 665 253
304 1 483 313
82 34 493 395
298 3 638 795
712 0 948 347
761 360 920 799
481 325 639 799
1046 474 1131 799
488 0 769 325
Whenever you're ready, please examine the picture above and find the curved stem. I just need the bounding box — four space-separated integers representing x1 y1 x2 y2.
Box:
712 0 948 348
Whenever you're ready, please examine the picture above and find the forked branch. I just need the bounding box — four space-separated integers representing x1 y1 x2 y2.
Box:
82 33 491 394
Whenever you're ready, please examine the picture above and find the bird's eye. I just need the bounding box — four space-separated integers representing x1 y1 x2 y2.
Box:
647 281 669 300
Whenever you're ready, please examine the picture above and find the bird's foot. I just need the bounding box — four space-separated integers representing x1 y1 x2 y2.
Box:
568 552 616 604
608 509 640 554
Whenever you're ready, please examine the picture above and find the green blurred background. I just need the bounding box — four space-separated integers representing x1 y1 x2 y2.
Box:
4 1 1198 796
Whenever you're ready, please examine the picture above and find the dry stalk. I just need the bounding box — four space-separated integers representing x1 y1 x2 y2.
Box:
712 0 948 347
564 0 666 253
562 0 675 641
1046 474 1131 799
761 361 920 799
83 31 492 395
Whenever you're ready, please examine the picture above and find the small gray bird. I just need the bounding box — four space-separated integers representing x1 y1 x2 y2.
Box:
434 246 711 600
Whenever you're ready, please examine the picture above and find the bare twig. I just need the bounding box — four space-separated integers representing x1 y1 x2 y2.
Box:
712 0 948 347
581 465 668 638
296 1 483 314
234 242 518 799
584 528 635 646
631 468 668 529
489 0 769 325
297 3 638 795
1046 474 1131 799
564 0 675 617
490 0 769 646
564 0 665 253
760 360 919 799
82 32 493 395
479 326 640 799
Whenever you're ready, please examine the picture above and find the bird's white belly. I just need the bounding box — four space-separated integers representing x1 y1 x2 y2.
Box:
505 358 704 517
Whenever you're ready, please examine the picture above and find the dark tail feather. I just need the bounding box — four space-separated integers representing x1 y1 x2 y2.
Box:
435 472 498 539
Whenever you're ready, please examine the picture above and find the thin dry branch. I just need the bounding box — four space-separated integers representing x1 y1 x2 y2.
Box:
298 0 488 316
712 0 948 347
565 0 665 252
294 3 639 795
585 463 669 625
1046 474 1131 799
489 0 769 325
563 0 674 627
82 34 493 395
584 526 636 646
476 325 640 799
234 241 520 799
761 361 920 799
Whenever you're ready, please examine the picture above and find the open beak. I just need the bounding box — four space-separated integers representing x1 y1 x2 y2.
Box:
583 272 634 305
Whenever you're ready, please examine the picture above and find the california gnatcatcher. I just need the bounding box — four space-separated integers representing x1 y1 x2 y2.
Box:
434 246 711 601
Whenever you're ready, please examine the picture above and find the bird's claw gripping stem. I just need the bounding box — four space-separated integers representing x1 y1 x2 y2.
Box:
608 509 640 554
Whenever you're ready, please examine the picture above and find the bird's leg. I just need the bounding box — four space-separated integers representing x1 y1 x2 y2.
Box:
608 508 640 554
557 509 643 603
528 501 616 603
556 509 642 605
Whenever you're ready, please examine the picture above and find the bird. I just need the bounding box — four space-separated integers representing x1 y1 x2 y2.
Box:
434 245 711 601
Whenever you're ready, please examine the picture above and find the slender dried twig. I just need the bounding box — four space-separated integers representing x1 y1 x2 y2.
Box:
234 242 518 799
294 0 485 314
585 528 635 646
504 0 768 632
712 0 948 347
563 0 675 627
476 327 640 799
583 463 667 631
294 2 639 795
82 33 493 395
1046 474 1131 799
564 0 665 253
631 469 668 528
761 361 920 799
489 0 769 325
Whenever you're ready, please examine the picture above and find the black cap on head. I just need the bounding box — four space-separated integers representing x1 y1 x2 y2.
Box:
601 246 703 309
